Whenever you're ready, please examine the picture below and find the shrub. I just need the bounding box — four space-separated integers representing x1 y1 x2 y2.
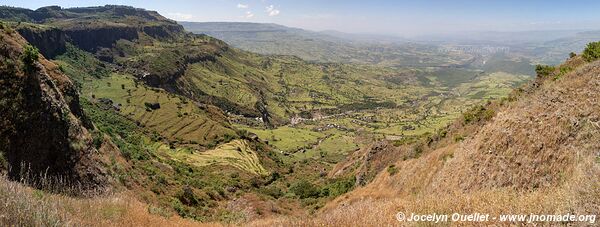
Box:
463 105 495 124
453 134 465 142
260 185 284 199
321 177 355 198
387 165 398 176
569 52 577 58
21 44 39 72
289 180 319 199
582 41 600 62
535 64 554 78
92 131 103 149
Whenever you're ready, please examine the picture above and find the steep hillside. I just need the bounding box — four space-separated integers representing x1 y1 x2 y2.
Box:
0 24 107 188
250 55 600 226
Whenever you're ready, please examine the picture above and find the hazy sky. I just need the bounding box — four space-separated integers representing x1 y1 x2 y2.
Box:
3 0 600 36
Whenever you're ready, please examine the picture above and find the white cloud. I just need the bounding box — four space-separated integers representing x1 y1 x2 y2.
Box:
245 11 254 18
237 3 249 9
266 5 280 16
165 12 194 21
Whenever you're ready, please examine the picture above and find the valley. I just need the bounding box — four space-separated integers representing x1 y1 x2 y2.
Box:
0 3 598 226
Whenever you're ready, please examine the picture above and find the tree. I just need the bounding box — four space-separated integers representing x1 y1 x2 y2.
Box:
21 44 39 72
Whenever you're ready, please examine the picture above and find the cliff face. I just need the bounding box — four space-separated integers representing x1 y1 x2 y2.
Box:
1 5 186 54
0 28 107 188
16 26 66 58
64 26 139 52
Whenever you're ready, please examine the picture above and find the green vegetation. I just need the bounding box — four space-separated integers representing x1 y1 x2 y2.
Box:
55 43 110 82
582 41 600 62
20 44 39 71
387 165 398 176
290 180 320 199
535 64 555 78
555 65 573 80
463 105 495 124
240 126 323 153
82 100 150 160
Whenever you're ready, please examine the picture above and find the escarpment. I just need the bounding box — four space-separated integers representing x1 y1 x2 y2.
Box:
2 5 186 54
16 26 66 58
0 28 107 188
64 25 139 52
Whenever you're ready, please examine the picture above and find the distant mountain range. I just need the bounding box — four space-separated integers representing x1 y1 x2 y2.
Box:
180 21 466 67
182 21 600 65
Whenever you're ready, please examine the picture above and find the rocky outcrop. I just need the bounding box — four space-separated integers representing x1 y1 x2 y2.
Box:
0 29 107 188
17 26 66 58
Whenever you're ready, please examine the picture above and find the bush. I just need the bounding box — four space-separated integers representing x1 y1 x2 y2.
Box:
92 131 103 149
569 52 577 58
320 177 355 198
387 165 398 176
289 180 319 199
260 185 284 199
582 41 600 62
463 105 495 124
21 44 39 71
535 64 554 78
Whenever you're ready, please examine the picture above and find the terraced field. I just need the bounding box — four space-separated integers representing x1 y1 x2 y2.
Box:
162 139 268 175
81 73 236 146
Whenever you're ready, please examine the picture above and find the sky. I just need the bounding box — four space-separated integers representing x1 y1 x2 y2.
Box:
3 0 600 36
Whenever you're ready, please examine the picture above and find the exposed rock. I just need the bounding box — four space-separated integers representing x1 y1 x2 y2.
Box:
65 26 139 52
16 26 66 58
0 29 107 189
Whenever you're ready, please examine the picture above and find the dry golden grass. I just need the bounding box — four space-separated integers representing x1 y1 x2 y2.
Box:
0 175 221 226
